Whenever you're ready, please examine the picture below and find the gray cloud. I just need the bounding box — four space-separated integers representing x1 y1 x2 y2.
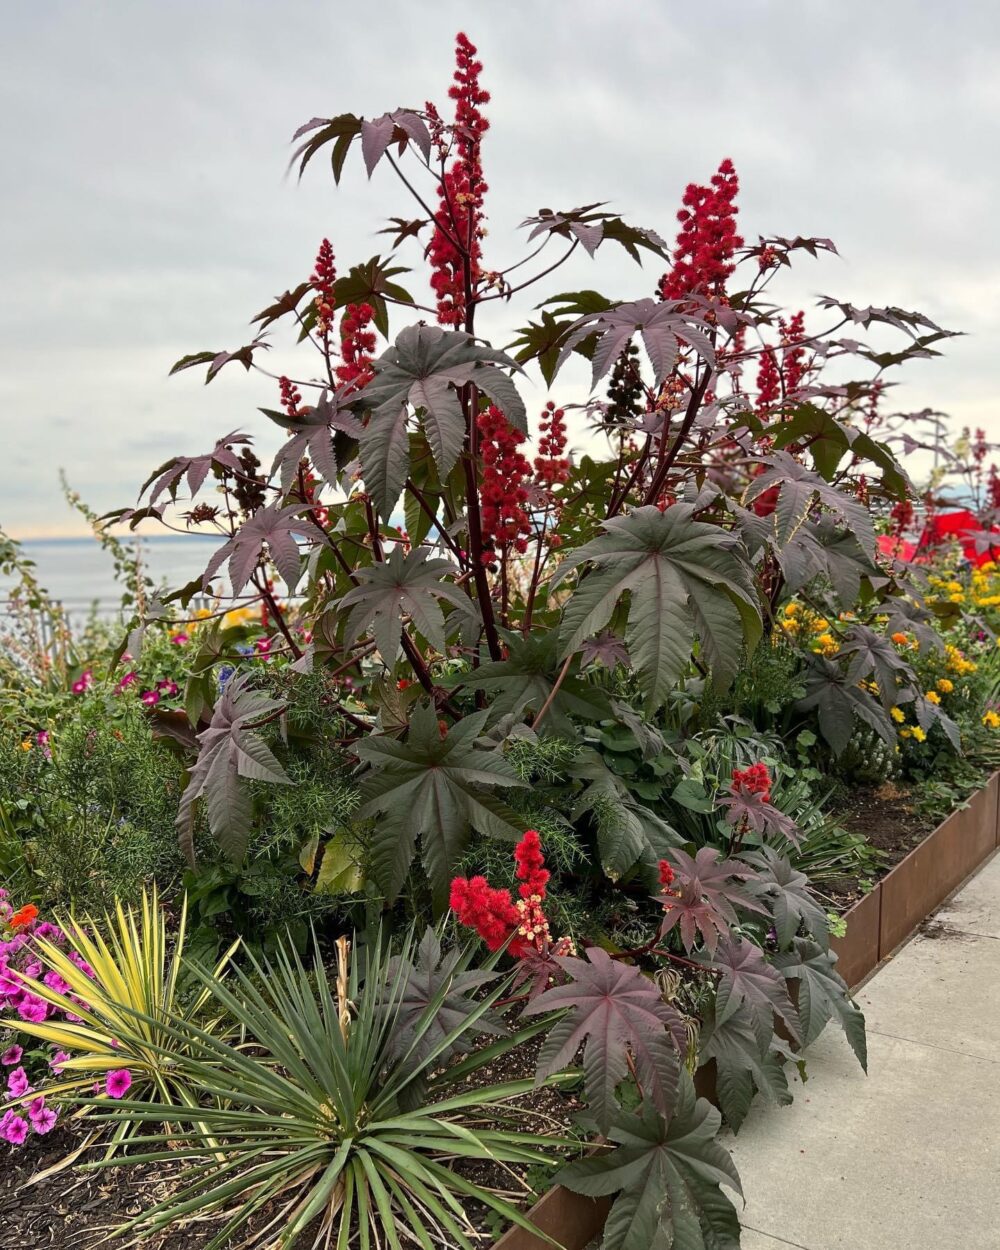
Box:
2 0 998 534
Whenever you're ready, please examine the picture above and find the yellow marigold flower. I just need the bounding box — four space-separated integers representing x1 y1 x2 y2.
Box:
890 632 908 645
983 710 1000 729
925 690 940 704
946 581 964 593
899 727 912 739
783 602 800 617
983 561 997 573
937 679 954 694
783 620 800 635
911 726 927 743
949 593 965 604
19 738 32 752
812 618 830 632
890 706 906 724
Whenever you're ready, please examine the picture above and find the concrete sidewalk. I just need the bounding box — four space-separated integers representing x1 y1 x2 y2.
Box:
729 850 1000 1250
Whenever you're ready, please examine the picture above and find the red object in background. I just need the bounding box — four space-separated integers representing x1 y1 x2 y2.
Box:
878 534 917 562
920 509 1000 567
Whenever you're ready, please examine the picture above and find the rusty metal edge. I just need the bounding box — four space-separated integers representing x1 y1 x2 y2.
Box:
490 772 1000 1248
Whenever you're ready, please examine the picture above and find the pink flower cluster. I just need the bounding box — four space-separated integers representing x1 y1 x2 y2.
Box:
0 891 91 1028
114 670 180 705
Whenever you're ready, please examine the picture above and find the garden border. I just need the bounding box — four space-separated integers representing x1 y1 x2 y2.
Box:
492 770 1000 1250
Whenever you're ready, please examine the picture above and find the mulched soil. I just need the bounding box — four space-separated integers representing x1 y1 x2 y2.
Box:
824 780 938 909
0 1038 582 1249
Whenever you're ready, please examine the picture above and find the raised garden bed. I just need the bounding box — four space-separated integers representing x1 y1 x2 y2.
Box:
494 772 1000 1250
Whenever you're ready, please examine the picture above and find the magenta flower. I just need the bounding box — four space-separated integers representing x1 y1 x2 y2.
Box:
255 637 272 655
171 633 190 646
140 690 160 706
156 679 179 696
71 669 94 695
105 1069 133 1099
0 1045 22 1066
49 1050 70 1072
7 1066 31 1097
0 1112 28 1145
28 1097 57 1135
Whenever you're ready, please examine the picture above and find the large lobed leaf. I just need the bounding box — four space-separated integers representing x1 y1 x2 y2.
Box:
558 1073 743 1250
358 324 527 515
524 946 686 1133
658 847 766 956
175 673 291 865
354 703 527 906
554 504 762 709
337 545 478 665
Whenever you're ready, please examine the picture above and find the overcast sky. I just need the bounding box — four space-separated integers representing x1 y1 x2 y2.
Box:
3 0 998 537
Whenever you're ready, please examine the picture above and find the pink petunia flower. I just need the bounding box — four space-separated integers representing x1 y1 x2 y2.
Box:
171 633 190 646
0 1112 28 1145
0 1045 22 1066
105 1069 133 1099
156 679 179 696
30 1104 57 1135
7 1066 31 1097
49 1050 70 1072
140 689 160 706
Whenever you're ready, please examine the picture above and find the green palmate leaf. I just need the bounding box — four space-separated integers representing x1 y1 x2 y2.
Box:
175 673 291 865
795 656 895 756
333 255 415 338
775 516 879 605
774 938 867 1068
524 946 685 1133
743 451 877 558
765 404 910 498
557 1074 742 1250
358 324 527 515
569 748 680 880
354 704 527 905
741 847 830 949
554 505 761 709
337 546 478 665
840 624 915 704
698 998 792 1132
442 630 611 736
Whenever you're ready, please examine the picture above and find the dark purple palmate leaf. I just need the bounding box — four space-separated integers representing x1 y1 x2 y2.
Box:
699 935 799 1051
658 847 766 956
361 109 432 177
524 946 685 1133
140 431 252 505
201 503 314 594
719 789 800 846
555 298 715 388
580 630 631 670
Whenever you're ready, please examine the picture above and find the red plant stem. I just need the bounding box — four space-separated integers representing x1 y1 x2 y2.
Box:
520 517 549 637
405 478 466 563
252 570 301 661
531 652 574 730
642 367 714 506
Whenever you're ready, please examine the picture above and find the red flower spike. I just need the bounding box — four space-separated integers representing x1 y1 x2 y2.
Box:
336 302 376 391
730 762 772 804
478 405 532 563
428 33 490 327
659 159 743 303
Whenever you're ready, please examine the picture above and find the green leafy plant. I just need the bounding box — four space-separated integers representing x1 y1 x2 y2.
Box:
81 929 576 1250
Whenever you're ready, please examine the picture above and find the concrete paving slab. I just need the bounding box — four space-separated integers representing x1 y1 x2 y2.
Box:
740 1229 816 1249
934 850 1000 939
728 1027 1000 1249
855 926 1000 1062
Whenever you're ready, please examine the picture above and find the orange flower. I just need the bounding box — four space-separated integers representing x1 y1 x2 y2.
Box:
891 632 908 645
9 904 39 930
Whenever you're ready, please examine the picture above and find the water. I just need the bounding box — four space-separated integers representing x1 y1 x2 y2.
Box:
1 535 220 614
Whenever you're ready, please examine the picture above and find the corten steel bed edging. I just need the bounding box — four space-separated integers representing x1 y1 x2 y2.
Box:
492 772 1000 1250
831 770 1000 985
